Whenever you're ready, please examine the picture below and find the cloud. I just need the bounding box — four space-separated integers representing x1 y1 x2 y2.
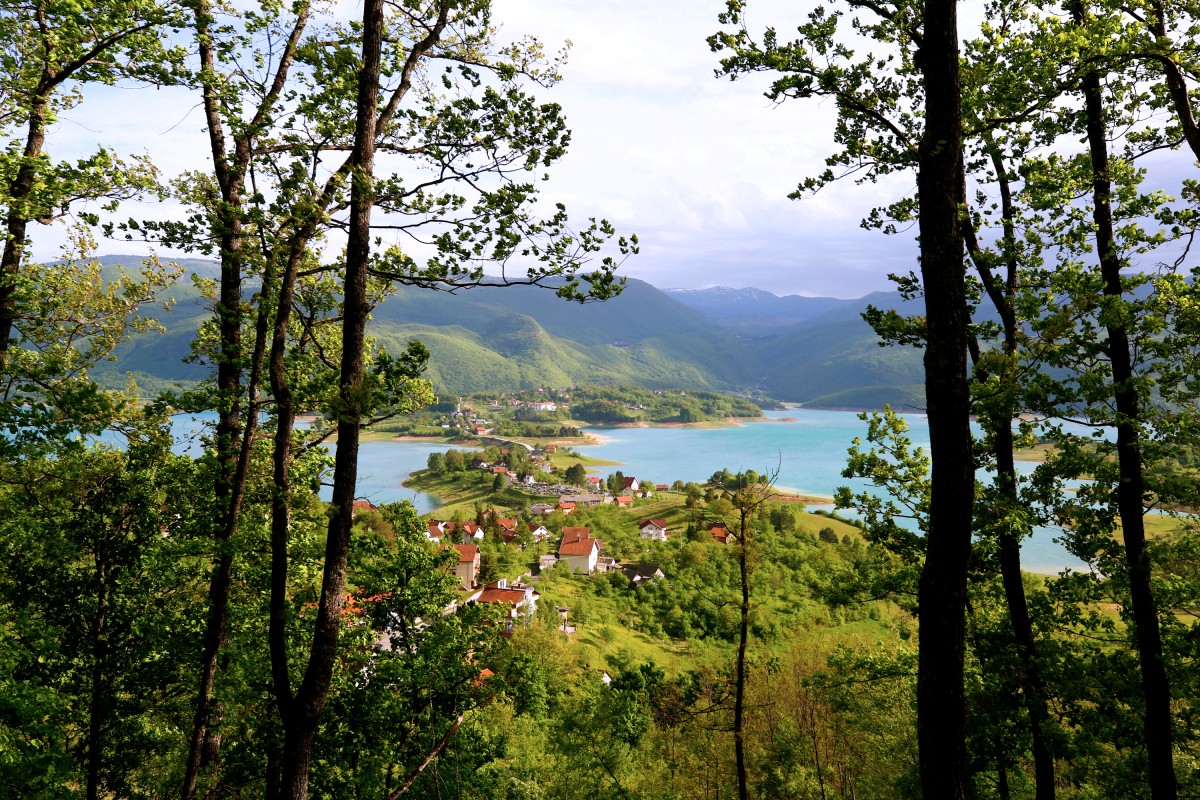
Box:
27 0 921 300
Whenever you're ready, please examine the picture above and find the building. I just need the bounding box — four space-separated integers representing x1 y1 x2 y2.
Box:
558 531 601 573
471 578 539 621
638 518 669 541
452 544 480 590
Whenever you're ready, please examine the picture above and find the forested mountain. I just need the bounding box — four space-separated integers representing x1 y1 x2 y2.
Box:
664 285 858 333
97 255 923 406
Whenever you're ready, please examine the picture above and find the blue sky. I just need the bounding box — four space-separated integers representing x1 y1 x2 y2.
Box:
29 0 923 299
30 0 1195 299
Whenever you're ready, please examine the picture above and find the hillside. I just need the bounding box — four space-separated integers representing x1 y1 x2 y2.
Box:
750 290 926 408
664 285 859 334
85 255 926 406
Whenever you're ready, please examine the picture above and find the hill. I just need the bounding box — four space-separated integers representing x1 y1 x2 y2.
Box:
749 289 926 408
664 285 859 334
84 255 926 407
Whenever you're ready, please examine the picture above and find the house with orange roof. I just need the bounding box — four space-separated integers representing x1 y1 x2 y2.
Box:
457 521 483 543
561 526 591 543
615 495 633 508
559 533 601 574
556 501 576 515
470 578 539 622
452 544 480 590
709 522 733 544
352 499 378 518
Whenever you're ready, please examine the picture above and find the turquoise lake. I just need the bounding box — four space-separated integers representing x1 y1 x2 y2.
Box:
342 407 1088 575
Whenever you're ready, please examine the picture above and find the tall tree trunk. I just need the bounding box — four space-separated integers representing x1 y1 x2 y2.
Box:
733 523 750 800
1147 0 1200 162
0 95 48 370
1075 6 1177 794
181 5 310 796
86 551 108 800
916 0 973 796
993 424 1057 799
180 0 247 787
276 0 383 793
966 147 1057 800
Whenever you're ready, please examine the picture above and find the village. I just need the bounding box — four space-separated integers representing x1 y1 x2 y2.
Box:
356 461 739 635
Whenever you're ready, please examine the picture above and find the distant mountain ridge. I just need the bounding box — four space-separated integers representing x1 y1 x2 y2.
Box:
88 256 925 408
664 286 860 334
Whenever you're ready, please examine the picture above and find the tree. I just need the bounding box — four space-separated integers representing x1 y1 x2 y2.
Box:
706 468 777 800
0 0 182 371
0 412 200 799
910 3 975 795
126 0 636 794
1074 8 1175 792
565 463 587 486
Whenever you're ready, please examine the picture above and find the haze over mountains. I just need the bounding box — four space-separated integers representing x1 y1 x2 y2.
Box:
95 256 925 409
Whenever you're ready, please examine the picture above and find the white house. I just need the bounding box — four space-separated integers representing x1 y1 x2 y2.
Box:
558 535 600 574
638 518 669 541
471 578 539 620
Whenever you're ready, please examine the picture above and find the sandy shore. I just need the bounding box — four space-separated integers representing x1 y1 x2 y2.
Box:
598 415 771 431
773 485 836 505
548 431 611 446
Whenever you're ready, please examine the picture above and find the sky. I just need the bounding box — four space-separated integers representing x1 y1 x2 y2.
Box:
489 0 919 298
30 0 1194 300
29 0 927 299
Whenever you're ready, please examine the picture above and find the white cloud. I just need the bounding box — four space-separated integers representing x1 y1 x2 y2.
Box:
26 0 917 299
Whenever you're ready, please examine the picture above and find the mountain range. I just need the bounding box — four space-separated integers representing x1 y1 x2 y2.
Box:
91 257 926 409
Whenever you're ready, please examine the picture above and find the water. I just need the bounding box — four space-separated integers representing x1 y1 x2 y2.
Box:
132 412 446 513
577 408 906 496
355 440 448 514
572 409 1087 575
165 408 1087 572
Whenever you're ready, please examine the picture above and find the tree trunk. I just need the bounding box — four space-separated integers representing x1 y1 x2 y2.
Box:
181 4 310 795
916 0 973 796
1147 0 1200 162
180 2 246 794
0 95 48 369
994 427 1056 800
1075 7 1177 794
967 146 1058 800
86 551 107 800
275 0 383 793
734 527 750 800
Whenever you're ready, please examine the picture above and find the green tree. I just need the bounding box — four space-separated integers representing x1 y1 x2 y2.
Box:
135 0 637 793
0 422 198 799
445 448 466 472
0 0 182 370
565 462 587 486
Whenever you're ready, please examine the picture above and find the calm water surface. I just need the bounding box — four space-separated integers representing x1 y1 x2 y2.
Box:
171 408 1087 573
573 409 1085 574
352 408 1085 574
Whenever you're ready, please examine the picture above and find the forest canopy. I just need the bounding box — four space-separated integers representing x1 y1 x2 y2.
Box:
1 0 1200 798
